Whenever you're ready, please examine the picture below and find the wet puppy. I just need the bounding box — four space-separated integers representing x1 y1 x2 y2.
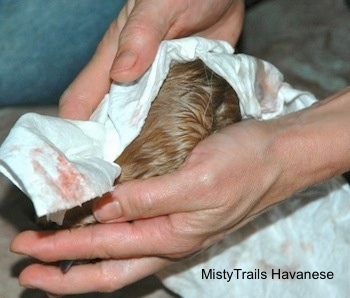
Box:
61 59 241 227
116 59 241 181
44 59 242 270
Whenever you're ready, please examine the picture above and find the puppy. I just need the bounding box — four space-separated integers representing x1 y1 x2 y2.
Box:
116 59 242 181
44 59 242 270
61 59 241 228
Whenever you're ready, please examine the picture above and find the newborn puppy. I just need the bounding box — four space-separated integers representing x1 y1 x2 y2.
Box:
45 59 242 271
62 59 241 228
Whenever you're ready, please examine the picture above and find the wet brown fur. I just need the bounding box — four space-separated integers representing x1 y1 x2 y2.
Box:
43 60 242 228
116 59 241 182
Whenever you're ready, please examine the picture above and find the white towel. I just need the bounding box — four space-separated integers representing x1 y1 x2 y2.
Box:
0 37 316 223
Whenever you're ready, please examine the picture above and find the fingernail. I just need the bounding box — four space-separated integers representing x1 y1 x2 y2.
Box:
113 51 138 73
93 194 122 223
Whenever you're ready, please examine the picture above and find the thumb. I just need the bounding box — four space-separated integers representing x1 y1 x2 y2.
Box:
93 168 206 223
109 1 172 83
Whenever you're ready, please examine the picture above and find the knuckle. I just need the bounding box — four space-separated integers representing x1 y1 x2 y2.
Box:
96 260 136 293
167 238 202 260
97 277 118 293
197 170 218 189
165 225 204 259
186 165 219 199
95 263 121 293
123 186 154 219
119 15 163 45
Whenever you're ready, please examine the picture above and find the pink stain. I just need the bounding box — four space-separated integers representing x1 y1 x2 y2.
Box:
55 154 85 202
31 147 44 155
30 147 87 203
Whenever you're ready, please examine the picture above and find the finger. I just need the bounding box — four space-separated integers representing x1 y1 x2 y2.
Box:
111 0 245 83
19 257 169 295
58 0 176 119
195 0 244 45
93 161 218 223
11 226 142 262
58 0 175 118
11 213 203 262
110 0 180 83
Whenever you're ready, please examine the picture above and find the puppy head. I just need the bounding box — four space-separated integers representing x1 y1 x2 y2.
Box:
116 59 241 182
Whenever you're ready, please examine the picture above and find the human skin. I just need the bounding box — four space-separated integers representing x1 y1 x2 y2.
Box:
9 0 350 295
11 87 350 295
58 0 244 120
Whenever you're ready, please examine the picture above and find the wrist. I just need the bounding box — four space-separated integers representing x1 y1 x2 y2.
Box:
272 87 350 195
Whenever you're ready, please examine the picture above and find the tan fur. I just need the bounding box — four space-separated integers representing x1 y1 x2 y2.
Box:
45 60 241 228
116 59 241 182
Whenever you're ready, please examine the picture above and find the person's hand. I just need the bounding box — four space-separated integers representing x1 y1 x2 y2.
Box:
11 87 350 295
58 0 245 120
11 88 350 294
10 118 288 295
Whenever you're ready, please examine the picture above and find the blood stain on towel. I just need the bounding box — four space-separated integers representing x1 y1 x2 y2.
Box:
55 154 86 202
30 147 86 203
